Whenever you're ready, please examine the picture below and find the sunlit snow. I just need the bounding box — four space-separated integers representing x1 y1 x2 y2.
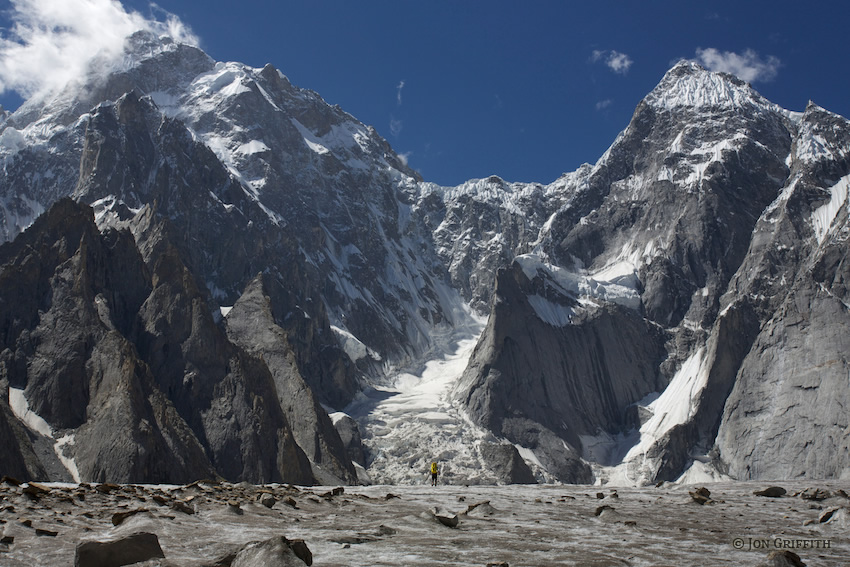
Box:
811 174 850 243
9 387 81 482
515 254 642 313
346 313 502 485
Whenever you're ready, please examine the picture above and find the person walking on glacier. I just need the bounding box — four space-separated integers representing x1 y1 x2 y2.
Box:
430 461 439 486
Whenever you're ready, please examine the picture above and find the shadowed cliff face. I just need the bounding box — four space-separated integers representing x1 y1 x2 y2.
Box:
224 273 359 485
0 199 316 484
454 261 666 483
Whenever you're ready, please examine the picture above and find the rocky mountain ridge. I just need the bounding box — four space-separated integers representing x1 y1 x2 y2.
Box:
0 32 848 485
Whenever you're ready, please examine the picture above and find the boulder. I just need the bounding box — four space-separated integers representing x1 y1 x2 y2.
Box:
477 442 537 484
230 536 312 566
431 508 459 528
754 487 786 498
464 500 499 518
75 531 165 567
765 550 806 567
595 505 615 516
689 487 712 505
798 488 830 501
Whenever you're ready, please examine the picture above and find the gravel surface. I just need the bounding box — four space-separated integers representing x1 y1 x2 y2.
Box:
0 479 847 566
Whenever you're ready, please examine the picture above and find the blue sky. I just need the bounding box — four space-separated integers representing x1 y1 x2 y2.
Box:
1 1 848 186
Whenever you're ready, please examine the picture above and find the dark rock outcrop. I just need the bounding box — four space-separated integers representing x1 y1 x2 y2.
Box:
754 487 787 498
331 413 367 467
75 531 165 567
477 442 536 484
225 273 358 484
0 199 315 484
454 260 664 482
229 536 312 567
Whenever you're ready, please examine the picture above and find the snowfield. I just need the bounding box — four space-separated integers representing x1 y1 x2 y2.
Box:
345 311 499 485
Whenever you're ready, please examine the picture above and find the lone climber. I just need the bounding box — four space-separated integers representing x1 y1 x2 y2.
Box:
430 461 439 486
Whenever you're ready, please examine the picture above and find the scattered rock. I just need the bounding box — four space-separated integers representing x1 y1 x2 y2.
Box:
487 563 509 567
766 550 806 567
261 495 277 509
283 497 298 509
151 495 169 506
596 492 605 499
595 505 615 517
798 488 830 501
819 506 850 526
0 536 13 545
111 508 148 526
384 493 399 500
22 483 51 498
171 500 195 515
75 531 165 567
689 487 712 505
35 528 58 537
331 534 377 545
0 477 21 486
373 525 396 536
431 508 459 528
95 483 120 494
754 487 786 498
464 501 498 518
818 507 839 523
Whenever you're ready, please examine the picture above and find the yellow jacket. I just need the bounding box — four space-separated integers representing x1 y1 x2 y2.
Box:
430 462 438 474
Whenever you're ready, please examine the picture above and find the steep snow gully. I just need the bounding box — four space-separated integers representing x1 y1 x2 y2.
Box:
342 309 494 485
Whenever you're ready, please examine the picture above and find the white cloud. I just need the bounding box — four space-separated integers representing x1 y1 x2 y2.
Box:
397 151 412 166
0 0 198 101
694 48 780 82
390 117 403 137
396 80 405 105
591 49 633 75
595 99 612 110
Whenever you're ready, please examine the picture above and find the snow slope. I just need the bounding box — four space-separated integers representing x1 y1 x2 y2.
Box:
344 310 504 485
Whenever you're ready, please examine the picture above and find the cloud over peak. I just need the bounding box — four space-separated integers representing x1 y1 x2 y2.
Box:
591 49 633 75
0 0 198 101
694 48 780 83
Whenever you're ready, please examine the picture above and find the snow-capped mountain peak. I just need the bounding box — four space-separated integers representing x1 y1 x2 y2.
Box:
1 35 849 490
644 60 775 112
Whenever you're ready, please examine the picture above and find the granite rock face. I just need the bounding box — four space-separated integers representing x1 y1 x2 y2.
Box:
455 261 664 482
715 104 850 481
477 442 536 485
450 64 850 483
1 28 849 486
224 273 359 484
0 199 315 484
